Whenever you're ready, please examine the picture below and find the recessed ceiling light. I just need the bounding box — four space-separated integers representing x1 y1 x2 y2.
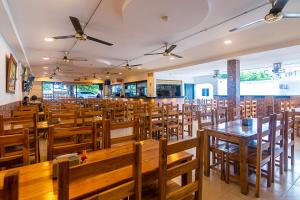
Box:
106 75 110 78
224 40 232 45
43 66 48 70
169 56 175 60
42 57 50 60
118 72 122 75
44 37 54 42
137 66 142 69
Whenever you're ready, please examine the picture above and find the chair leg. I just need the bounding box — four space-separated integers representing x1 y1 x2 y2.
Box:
225 155 230 184
221 152 225 181
255 167 261 198
280 154 283 174
267 161 271 187
291 145 295 166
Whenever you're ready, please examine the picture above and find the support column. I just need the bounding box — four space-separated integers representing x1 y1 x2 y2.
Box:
227 59 240 121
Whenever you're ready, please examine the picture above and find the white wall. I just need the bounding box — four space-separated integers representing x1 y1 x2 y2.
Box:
193 75 218 96
0 33 23 105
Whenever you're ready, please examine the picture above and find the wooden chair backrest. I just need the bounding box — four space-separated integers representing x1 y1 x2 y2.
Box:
256 115 274 165
215 108 228 124
103 120 140 148
284 109 295 142
0 129 30 168
165 104 179 124
11 110 36 118
158 131 203 200
81 110 103 126
48 111 78 127
0 170 19 200
47 124 97 160
17 105 38 112
182 104 193 123
197 110 214 129
57 142 142 200
0 114 37 135
271 113 284 155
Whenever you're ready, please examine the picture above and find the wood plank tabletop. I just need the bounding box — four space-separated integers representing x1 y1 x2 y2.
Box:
204 118 271 140
0 139 192 200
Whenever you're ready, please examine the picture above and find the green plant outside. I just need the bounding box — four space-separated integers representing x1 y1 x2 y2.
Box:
218 70 274 82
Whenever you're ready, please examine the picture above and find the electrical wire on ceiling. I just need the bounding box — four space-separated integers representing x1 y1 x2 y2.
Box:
117 2 270 67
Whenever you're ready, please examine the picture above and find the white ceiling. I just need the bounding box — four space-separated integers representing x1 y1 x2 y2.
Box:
4 0 300 80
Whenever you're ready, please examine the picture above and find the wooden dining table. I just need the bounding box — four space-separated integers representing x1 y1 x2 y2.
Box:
0 139 192 199
203 119 271 195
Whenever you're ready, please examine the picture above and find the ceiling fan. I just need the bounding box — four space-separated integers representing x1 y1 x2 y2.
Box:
144 43 183 58
121 60 142 70
230 0 300 32
92 73 102 80
51 16 113 46
51 52 88 63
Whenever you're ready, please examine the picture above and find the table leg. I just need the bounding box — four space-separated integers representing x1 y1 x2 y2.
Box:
204 130 210 177
239 140 248 195
284 124 288 171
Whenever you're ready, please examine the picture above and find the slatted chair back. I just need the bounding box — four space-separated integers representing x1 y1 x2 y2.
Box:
47 123 97 160
0 170 19 200
11 110 36 118
283 109 295 171
81 110 103 126
271 112 284 182
0 129 30 169
197 110 214 129
215 108 228 124
181 104 193 137
57 142 142 200
103 120 140 148
149 106 165 139
165 104 180 140
0 114 38 162
158 131 203 200
17 105 38 112
48 110 78 127
251 115 274 197
111 105 126 123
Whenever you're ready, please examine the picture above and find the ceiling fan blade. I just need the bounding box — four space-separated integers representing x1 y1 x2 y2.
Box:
283 12 300 18
270 0 288 14
53 35 75 39
170 53 183 58
69 58 88 62
87 36 113 46
229 19 264 32
69 16 84 35
130 64 142 67
144 53 163 56
166 45 177 53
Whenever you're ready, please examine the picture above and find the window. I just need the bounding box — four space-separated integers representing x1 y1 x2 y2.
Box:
42 82 102 99
202 88 209 97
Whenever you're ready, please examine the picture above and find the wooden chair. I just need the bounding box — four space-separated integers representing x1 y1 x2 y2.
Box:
295 111 300 137
180 104 193 138
283 110 295 171
11 110 36 118
225 115 274 197
148 131 203 200
0 129 30 169
57 142 142 200
164 104 180 140
47 123 97 160
81 110 103 126
103 120 140 148
271 112 284 182
0 170 19 200
214 108 228 124
17 105 38 112
0 115 39 163
48 110 78 127
149 106 165 140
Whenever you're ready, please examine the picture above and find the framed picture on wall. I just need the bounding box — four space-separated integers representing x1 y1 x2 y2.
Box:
6 53 17 93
